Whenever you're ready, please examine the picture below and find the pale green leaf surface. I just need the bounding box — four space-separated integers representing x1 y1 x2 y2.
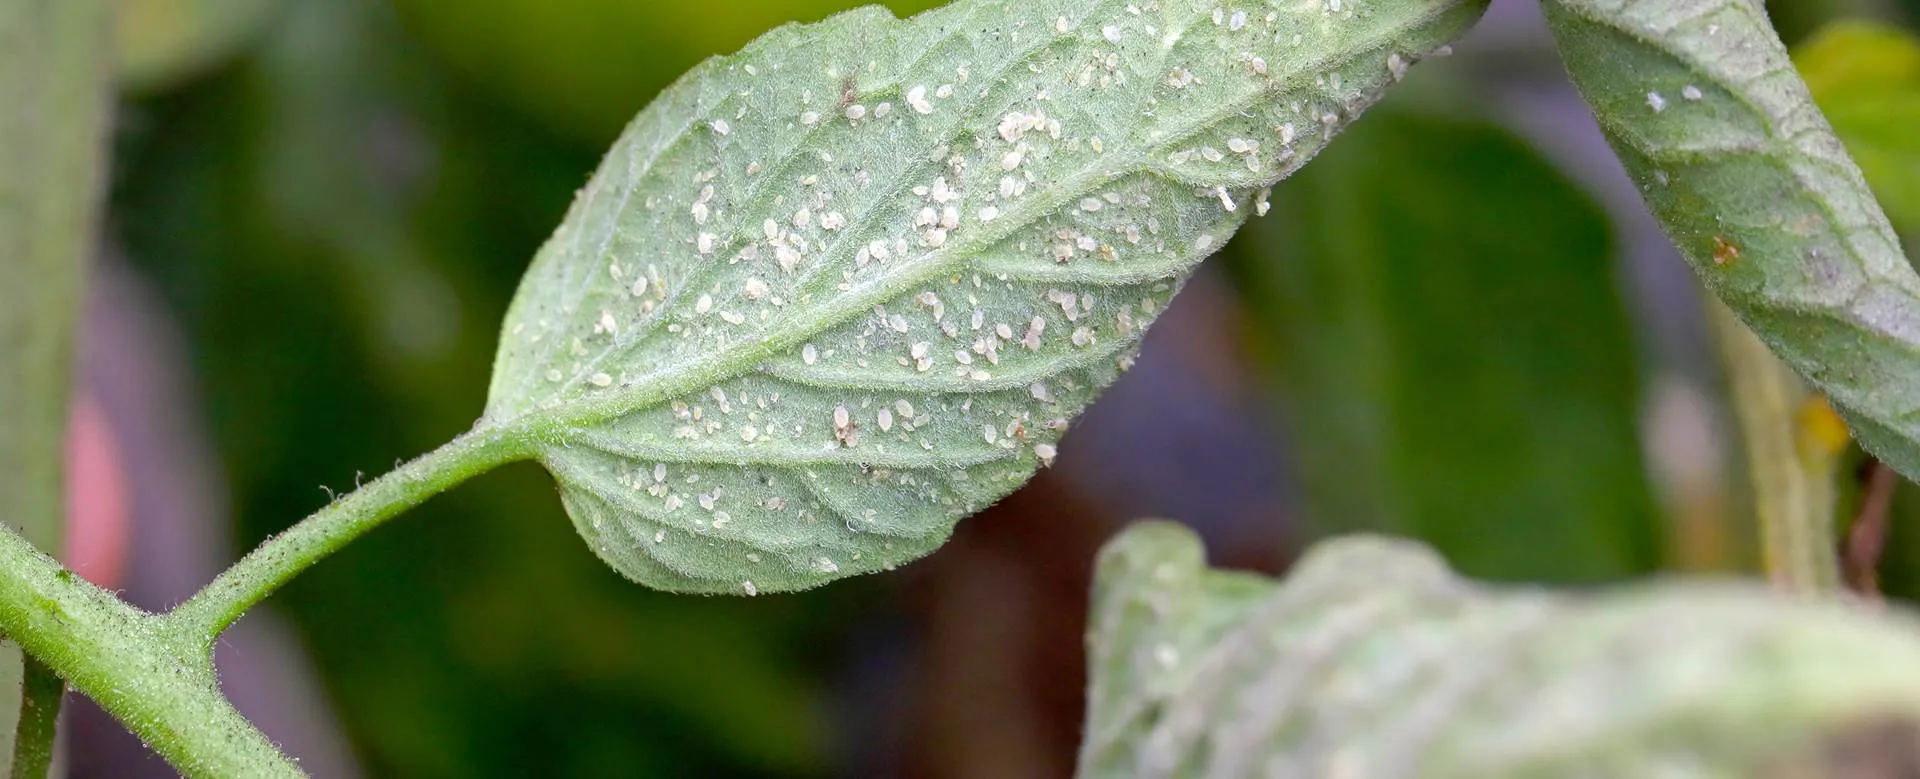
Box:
1082 521 1920 778
485 0 1488 594
1794 20 1920 234
1542 0 1920 484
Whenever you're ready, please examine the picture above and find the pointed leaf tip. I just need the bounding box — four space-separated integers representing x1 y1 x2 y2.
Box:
487 0 1488 594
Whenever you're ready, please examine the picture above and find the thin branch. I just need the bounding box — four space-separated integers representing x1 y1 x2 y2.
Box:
1845 460 1898 601
166 424 535 644
0 524 298 778
1708 301 1844 595
0 422 532 778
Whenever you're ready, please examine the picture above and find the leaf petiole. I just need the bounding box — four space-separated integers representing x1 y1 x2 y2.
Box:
0 521 293 777
169 421 539 646
0 419 537 777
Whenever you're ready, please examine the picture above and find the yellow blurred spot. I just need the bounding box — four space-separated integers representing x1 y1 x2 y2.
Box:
1797 396 1852 458
1793 21 1920 101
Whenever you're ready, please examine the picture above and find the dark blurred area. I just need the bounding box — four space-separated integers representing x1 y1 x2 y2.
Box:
63 0 1920 776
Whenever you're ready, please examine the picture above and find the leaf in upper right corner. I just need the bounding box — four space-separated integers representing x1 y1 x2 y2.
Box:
1794 20 1920 236
1080 521 1920 779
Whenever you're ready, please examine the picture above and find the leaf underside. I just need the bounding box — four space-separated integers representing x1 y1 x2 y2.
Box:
1082 522 1920 778
485 0 1487 594
1541 0 1920 481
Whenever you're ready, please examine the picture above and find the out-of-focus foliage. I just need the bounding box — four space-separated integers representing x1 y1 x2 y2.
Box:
1082 521 1920 779
1796 20 1920 235
1229 109 1660 584
392 0 945 143
1 2 114 775
116 0 280 92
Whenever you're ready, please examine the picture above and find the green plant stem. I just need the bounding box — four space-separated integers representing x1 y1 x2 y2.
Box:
0 422 533 777
0 524 298 778
7 660 59 779
169 424 536 644
0 1 115 775
1709 301 1844 595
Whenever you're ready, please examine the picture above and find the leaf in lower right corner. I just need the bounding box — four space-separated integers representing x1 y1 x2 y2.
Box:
1080 522 1920 779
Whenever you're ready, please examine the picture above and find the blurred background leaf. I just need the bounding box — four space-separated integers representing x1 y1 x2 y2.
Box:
116 0 281 92
1084 522 1920 779
1795 20 1920 236
1 1 114 775
391 0 945 143
1227 107 1661 584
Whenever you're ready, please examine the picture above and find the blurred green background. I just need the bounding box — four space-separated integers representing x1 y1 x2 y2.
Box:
73 0 1920 776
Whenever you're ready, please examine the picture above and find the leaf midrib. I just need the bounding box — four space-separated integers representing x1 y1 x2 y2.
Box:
536 0 1114 410
504 9 1436 442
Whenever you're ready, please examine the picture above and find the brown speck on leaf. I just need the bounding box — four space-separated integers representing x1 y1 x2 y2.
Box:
1713 235 1741 267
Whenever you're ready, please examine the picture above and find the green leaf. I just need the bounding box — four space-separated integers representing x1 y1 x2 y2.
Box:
1541 1 1920 484
485 0 1489 594
1081 521 1920 777
1794 20 1920 234
1228 110 1660 584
